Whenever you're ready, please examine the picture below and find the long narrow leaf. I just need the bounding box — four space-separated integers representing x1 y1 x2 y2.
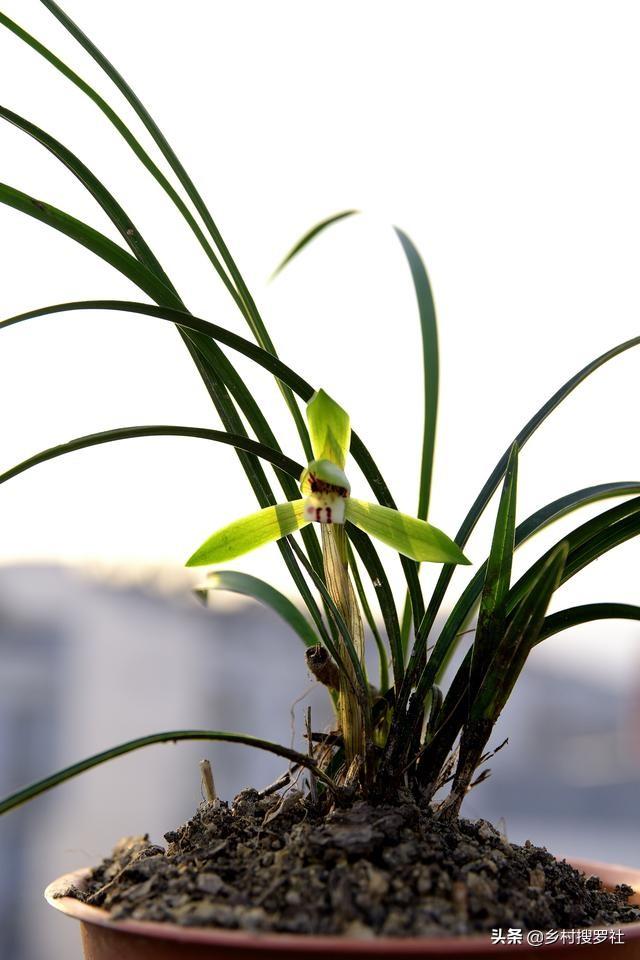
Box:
0 184 275 522
272 220 439 646
469 443 518 696
205 570 320 648
0 11 243 311
270 210 358 278
0 185 274 524
481 544 568 720
0 171 322 592
394 229 439 523
0 104 177 294
0 188 320 622
0 729 335 814
269 211 427 632
0 182 179 307
0 421 329 640
0 105 320 576
436 544 568 809
270 211 433 634
0 26 326 631
0 425 303 487
37 0 312 460
415 481 640 703
408 333 640 694
0 300 423 613
538 603 640 642
507 496 640 615
432 524 640 800
395 229 439 652
0 108 291 519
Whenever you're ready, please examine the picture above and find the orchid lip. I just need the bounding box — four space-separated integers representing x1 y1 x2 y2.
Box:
303 491 347 525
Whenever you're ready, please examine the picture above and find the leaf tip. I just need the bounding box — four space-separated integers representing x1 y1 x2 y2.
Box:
185 548 209 568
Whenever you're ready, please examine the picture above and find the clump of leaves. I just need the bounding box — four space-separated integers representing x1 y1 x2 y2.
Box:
2 2 640 819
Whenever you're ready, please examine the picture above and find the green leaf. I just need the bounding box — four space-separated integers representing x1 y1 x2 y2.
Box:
538 603 640 643
428 543 568 804
205 571 319 648
0 110 316 587
3 8 310 471
270 213 432 637
345 499 470 565
270 210 358 278
0 185 286 551
407 337 640 682
0 165 320 595
469 443 518 695
271 214 428 636
0 182 179 307
395 229 439 653
507 495 640 615
0 10 415 655
0 104 177 295
0 298 423 620
0 10 240 307
0 426 304 489
0 728 335 815
306 389 351 470
414 481 640 705
409 332 640 686
0 300 386 499
35 0 312 460
394 229 439 523
474 543 568 722
187 500 309 566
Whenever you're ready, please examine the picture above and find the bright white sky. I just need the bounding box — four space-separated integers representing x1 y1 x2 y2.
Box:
1 1 640 684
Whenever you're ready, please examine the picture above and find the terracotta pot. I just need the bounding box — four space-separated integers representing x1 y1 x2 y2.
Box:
46 858 640 959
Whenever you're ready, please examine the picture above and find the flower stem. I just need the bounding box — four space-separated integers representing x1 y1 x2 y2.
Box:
321 525 369 776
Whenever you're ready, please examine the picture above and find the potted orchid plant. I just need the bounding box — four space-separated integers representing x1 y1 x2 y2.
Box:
1 2 640 958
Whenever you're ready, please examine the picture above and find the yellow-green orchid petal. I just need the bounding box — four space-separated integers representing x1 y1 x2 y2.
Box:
186 499 309 566
306 389 351 469
345 499 470 565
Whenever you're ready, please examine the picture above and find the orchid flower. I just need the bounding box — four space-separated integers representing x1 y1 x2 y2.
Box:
187 390 470 567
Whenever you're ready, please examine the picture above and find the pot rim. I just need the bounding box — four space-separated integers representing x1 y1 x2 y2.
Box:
45 858 640 955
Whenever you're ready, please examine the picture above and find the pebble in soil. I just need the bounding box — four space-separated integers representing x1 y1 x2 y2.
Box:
68 791 640 937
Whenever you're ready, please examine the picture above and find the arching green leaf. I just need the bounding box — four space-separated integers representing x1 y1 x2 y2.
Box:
205 570 319 648
538 603 640 643
0 426 303 488
470 443 518 697
0 728 335 814
271 210 358 278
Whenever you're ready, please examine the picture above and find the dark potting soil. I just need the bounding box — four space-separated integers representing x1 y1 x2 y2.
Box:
68 791 640 937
